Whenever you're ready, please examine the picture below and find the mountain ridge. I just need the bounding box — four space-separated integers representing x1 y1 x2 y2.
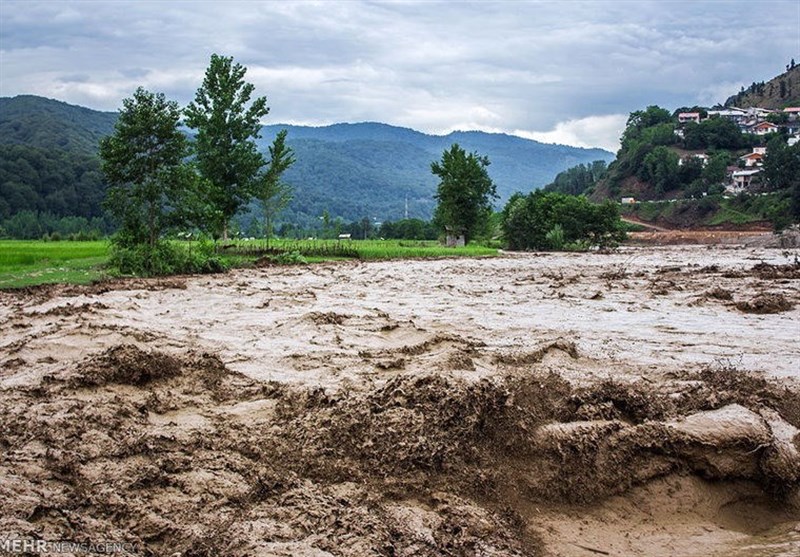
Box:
0 95 614 228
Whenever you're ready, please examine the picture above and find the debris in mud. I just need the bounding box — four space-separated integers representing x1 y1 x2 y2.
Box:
751 261 800 280
568 379 671 423
71 344 182 386
736 292 794 314
2 246 799 556
305 310 350 325
707 286 734 301
2 341 800 555
493 339 579 366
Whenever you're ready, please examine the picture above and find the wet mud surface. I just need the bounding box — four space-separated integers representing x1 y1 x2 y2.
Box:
1 246 799 556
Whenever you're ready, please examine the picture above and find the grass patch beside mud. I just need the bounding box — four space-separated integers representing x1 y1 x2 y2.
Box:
0 238 498 288
0 240 111 289
220 238 499 260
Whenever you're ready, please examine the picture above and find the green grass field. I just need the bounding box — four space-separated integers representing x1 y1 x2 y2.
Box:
0 240 111 289
0 238 498 289
223 238 498 260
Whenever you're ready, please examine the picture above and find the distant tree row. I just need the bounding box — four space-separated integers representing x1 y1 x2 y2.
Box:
0 210 110 240
543 160 608 196
0 144 106 221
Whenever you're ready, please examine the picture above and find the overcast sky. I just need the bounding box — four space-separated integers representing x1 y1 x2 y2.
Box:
1 0 798 151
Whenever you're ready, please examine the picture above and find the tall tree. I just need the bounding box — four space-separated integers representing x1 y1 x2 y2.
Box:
431 144 497 244
253 130 296 245
184 54 269 240
99 87 190 249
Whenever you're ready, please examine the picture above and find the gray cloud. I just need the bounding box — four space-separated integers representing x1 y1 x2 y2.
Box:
1 0 798 150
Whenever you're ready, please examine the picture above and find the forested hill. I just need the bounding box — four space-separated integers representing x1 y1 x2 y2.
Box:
0 95 117 155
0 96 116 227
258 123 613 223
0 95 613 230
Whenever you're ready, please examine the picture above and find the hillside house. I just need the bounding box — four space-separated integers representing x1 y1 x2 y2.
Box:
678 153 709 166
708 108 748 124
784 107 800 119
678 112 702 124
739 152 764 167
748 121 779 135
730 168 761 190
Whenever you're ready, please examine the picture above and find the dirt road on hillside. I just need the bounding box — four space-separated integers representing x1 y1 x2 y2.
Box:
1 246 799 556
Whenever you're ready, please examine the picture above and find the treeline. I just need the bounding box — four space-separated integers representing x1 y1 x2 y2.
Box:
1 211 109 240
0 144 107 222
270 217 439 241
543 160 608 196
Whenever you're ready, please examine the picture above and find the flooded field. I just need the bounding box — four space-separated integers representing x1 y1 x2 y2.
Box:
1 245 799 556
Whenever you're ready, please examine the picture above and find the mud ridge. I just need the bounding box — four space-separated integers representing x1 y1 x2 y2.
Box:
2 344 799 555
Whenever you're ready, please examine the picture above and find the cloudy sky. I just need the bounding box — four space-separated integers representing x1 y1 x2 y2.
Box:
1 0 798 151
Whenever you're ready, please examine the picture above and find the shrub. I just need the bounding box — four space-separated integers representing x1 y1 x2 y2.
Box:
110 239 226 276
501 191 626 251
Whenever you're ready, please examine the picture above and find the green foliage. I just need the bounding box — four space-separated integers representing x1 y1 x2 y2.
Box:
253 129 296 244
640 146 680 194
184 54 270 239
431 144 497 244
100 87 192 250
267 250 308 265
763 136 800 191
545 224 565 250
0 210 108 240
762 137 800 223
682 118 750 150
622 192 792 228
501 191 625 251
544 160 607 196
223 238 497 261
110 240 225 276
0 144 108 222
0 95 117 156
621 106 673 149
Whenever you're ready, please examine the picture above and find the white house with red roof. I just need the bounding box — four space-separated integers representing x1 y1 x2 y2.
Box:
749 121 780 135
678 112 702 124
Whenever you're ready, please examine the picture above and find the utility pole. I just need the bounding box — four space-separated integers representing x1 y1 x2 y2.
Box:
404 193 409 220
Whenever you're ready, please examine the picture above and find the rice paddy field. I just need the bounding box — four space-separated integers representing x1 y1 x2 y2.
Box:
0 240 111 289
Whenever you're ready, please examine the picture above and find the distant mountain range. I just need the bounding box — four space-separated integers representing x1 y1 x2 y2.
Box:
0 95 613 227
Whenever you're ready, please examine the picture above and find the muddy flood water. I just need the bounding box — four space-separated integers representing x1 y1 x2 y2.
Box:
1 245 799 556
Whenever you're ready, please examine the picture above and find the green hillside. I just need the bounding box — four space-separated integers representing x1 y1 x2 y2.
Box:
0 95 613 236
259 123 613 220
0 95 117 155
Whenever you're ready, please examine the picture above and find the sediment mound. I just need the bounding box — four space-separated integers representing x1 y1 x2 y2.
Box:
2 344 799 555
736 292 795 314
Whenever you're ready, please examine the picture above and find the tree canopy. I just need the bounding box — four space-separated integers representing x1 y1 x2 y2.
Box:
99 87 191 249
431 144 497 244
501 191 625 251
184 54 270 239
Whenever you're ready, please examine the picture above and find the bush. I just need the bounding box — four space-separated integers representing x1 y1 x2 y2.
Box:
501 191 626 251
110 239 226 276
269 250 308 265
545 224 565 250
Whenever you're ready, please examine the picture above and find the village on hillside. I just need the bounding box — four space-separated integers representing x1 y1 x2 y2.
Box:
675 106 800 195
